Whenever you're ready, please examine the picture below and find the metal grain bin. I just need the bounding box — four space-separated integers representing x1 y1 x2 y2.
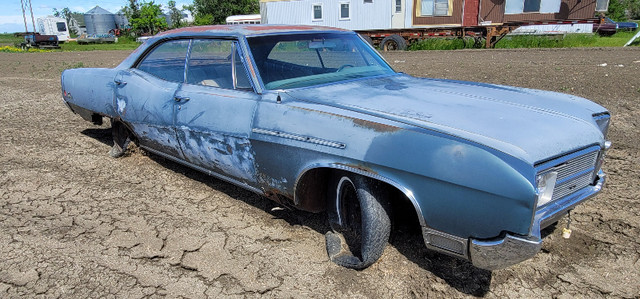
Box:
84 6 116 36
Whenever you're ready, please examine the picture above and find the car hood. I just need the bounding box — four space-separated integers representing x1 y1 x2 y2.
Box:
285 74 606 164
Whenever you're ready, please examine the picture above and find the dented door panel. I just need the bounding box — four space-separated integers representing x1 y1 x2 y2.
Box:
173 83 259 184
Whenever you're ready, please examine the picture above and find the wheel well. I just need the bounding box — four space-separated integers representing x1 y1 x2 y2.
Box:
294 168 422 229
110 118 138 144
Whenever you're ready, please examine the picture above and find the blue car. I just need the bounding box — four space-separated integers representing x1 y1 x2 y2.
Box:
605 17 638 30
61 25 611 270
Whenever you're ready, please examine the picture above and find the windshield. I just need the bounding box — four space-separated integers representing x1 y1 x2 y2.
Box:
247 33 395 90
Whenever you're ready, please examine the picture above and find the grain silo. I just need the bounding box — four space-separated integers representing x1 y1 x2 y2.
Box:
84 6 116 36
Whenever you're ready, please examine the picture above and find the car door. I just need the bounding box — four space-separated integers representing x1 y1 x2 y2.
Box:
114 39 190 159
173 39 260 185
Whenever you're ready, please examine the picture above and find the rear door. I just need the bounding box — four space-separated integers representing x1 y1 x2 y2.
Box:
173 39 260 185
114 39 190 159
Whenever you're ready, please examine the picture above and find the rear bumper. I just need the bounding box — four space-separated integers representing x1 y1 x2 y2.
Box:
468 171 606 270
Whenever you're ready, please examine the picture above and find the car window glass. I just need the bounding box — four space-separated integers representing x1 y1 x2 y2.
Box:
186 39 235 89
266 39 369 69
248 33 394 90
234 48 252 90
137 40 189 82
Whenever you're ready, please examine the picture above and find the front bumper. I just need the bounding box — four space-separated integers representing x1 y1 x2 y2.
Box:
467 171 606 270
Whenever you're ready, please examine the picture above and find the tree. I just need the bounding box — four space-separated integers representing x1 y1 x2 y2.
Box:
130 1 167 35
607 0 640 20
53 7 81 36
168 0 184 28
190 0 259 25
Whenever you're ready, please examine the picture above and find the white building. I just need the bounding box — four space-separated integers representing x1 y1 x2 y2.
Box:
260 0 409 30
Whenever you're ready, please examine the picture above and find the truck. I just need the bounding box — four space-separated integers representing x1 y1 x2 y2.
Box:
15 32 60 50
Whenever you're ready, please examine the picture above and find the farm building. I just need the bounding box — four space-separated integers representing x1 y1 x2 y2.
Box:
260 0 610 29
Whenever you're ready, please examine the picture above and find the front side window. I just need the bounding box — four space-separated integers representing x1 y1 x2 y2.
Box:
247 33 395 90
186 39 251 90
340 3 350 20
420 0 450 16
313 4 323 21
137 39 190 82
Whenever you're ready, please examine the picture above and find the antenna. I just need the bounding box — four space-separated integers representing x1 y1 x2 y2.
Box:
19 0 36 33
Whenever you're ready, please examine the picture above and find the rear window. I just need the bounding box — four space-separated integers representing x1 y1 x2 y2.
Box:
137 40 190 82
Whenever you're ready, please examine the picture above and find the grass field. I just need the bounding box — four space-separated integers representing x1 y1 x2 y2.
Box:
411 29 639 50
0 34 141 51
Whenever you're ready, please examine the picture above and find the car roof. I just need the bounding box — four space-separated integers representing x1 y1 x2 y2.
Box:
155 24 350 38
116 24 353 71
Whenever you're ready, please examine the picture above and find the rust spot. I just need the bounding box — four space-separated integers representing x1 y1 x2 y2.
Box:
156 25 348 38
157 25 233 36
226 144 233 154
244 25 348 32
352 118 401 133
335 163 379 175
264 188 294 206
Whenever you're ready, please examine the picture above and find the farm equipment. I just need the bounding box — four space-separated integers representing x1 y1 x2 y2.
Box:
16 32 60 50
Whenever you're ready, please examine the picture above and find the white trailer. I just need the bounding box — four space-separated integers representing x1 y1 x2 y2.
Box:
37 16 70 43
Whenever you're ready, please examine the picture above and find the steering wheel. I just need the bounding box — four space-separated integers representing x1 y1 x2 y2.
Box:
336 64 355 72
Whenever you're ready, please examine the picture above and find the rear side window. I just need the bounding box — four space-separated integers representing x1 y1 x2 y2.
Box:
186 39 252 90
137 40 190 82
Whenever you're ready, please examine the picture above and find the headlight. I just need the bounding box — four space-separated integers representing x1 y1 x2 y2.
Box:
593 112 611 139
536 171 558 207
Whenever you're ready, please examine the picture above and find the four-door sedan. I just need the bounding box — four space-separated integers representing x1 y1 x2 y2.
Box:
61 25 611 270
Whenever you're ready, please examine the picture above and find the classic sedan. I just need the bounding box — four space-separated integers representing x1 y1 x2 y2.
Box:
61 25 611 270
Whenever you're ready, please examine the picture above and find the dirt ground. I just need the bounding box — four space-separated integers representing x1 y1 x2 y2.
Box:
1 47 639 298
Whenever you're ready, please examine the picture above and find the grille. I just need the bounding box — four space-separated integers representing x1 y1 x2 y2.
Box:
541 149 599 203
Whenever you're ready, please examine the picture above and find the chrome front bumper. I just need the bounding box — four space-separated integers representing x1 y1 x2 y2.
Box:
467 171 606 270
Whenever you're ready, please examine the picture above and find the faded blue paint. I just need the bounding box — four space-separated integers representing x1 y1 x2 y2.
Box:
61 25 610 250
174 82 260 183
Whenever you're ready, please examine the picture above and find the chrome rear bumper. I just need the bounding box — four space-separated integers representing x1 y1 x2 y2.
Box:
468 171 606 270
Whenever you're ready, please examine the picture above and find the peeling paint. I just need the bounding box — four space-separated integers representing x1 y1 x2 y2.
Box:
352 118 401 133
178 129 256 183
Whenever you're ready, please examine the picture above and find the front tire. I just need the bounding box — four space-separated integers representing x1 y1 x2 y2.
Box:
326 172 391 269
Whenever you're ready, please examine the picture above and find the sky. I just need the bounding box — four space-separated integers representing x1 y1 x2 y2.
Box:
2 0 191 33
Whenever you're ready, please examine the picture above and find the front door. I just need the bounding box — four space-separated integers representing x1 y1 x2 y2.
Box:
173 39 259 185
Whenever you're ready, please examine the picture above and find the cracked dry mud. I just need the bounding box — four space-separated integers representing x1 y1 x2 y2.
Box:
1 48 639 298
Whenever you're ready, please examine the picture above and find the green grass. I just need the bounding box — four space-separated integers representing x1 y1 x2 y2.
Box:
496 30 639 48
0 33 23 46
59 36 141 51
409 28 640 50
409 37 479 50
0 33 141 51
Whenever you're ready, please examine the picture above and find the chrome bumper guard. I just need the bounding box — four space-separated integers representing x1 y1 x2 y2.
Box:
468 171 606 270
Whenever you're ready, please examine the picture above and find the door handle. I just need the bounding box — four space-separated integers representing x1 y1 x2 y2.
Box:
114 79 127 86
174 96 190 102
